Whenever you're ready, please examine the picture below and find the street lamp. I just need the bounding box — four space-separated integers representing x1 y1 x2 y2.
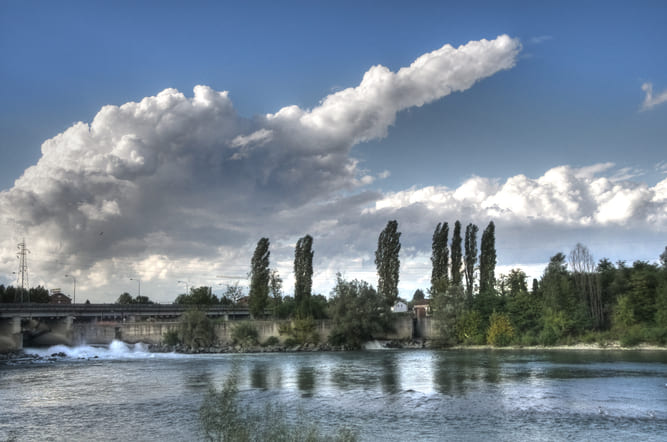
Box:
177 280 189 296
65 274 76 304
130 278 141 297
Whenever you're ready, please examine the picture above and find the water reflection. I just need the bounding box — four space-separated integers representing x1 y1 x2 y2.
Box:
433 351 501 395
250 363 268 390
380 353 400 394
297 367 315 397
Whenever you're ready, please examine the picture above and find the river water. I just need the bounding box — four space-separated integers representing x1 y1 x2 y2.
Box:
1 342 666 441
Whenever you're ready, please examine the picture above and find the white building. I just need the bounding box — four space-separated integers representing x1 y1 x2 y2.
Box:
391 301 408 313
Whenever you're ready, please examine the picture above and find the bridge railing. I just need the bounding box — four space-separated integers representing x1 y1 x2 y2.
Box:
0 303 249 318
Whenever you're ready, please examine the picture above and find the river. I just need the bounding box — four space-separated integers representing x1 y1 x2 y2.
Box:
1 342 666 441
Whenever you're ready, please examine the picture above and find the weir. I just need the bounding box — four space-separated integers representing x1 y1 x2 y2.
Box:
1 304 431 351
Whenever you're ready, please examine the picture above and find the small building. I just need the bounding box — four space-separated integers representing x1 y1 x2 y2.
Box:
49 289 72 304
391 301 408 313
413 299 431 318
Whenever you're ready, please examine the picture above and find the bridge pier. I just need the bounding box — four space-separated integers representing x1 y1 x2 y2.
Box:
0 317 23 352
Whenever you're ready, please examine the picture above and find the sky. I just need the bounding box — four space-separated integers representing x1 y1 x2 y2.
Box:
1 1 666 303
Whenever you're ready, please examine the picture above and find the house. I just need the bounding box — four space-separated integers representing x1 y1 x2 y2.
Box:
391 301 408 313
413 299 431 318
49 289 72 304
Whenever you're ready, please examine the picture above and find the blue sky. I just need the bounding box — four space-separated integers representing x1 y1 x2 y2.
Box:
0 1 666 302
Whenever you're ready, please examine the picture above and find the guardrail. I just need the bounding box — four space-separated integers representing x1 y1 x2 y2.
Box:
0 303 250 319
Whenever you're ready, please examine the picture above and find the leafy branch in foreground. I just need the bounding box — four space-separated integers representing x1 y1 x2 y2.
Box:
200 368 357 441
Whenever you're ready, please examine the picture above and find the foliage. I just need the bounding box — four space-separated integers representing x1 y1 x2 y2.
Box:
479 221 496 294
269 269 283 316
221 282 244 305
486 312 514 347
464 223 479 303
294 234 314 318
263 336 280 347
456 309 485 345
278 317 319 345
376 220 401 307
612 295 635 329
163 329 180 346
431 221 449 292
538 308 573 346
430 280 465 347
28 286 50 303
200 369 358 442
175 286 219 305
328 275 392 348
179 309 215 348
450 220 463 286
249 237 271 318
231 322 259 346
117 292 154 304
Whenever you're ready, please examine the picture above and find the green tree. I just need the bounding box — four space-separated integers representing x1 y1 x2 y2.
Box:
294 234 314 318
431 222 449 292
487 312 515 346
269 269 283 317
450 220 463 287
249 237 271 318
479 221 496 295
376 220 401 307
328 275 392 348
28 285 50 303
569 243 603 329
179 309 215 348
116 292 134 304
464 223 479 303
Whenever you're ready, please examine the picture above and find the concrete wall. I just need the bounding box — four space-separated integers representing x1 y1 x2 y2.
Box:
71 315 416 347
0 317 22 352
415 317 437 339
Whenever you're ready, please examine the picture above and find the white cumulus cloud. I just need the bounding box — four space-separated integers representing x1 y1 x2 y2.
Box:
641 82 667 111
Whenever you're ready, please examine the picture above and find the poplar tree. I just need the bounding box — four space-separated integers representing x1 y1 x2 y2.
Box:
249 237 270 317
479 221 496 294
294 234 314 317
376 220 401 307
430 222 449 291
464 223 479 302
450 221 463 286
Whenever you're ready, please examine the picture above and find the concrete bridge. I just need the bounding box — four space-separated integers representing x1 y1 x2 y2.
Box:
0 303 250 352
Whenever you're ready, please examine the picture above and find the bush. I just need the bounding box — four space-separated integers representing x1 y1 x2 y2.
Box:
231 322 259 346
200 369 358 441
163 329 180 346
263 336 280 347
620 325 644 347
179 309 215 348
487 312 515 347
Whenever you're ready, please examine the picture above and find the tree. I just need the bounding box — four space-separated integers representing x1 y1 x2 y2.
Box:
117 292 134 304
464 223 479 303
269 269 283 317
376 220 401 307
175 286 219 305
569 243 603 329
328 275 392 348
249 237 270 318
179 309 215 348
294 234 314 317
450 221 463 286
29 286 50 303
222 283 244 305
431 222 449 292
479 221 496 294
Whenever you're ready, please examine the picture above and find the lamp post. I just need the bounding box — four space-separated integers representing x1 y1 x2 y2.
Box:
177 280 189 296
130 278 141 298
65 274 76 304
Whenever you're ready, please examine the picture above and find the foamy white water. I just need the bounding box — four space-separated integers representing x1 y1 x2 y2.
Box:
24 340 185 360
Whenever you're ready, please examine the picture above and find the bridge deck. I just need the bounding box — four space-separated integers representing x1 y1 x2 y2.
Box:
0 303 249 319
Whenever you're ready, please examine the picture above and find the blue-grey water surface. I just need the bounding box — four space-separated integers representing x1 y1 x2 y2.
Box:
1 342 666 441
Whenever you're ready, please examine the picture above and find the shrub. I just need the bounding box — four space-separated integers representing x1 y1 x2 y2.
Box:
487 312 515 347
231 322 259 346
620 325 643 347
179 309 215 348
200 369 358 441
263 336 280 347
163 329 180 346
